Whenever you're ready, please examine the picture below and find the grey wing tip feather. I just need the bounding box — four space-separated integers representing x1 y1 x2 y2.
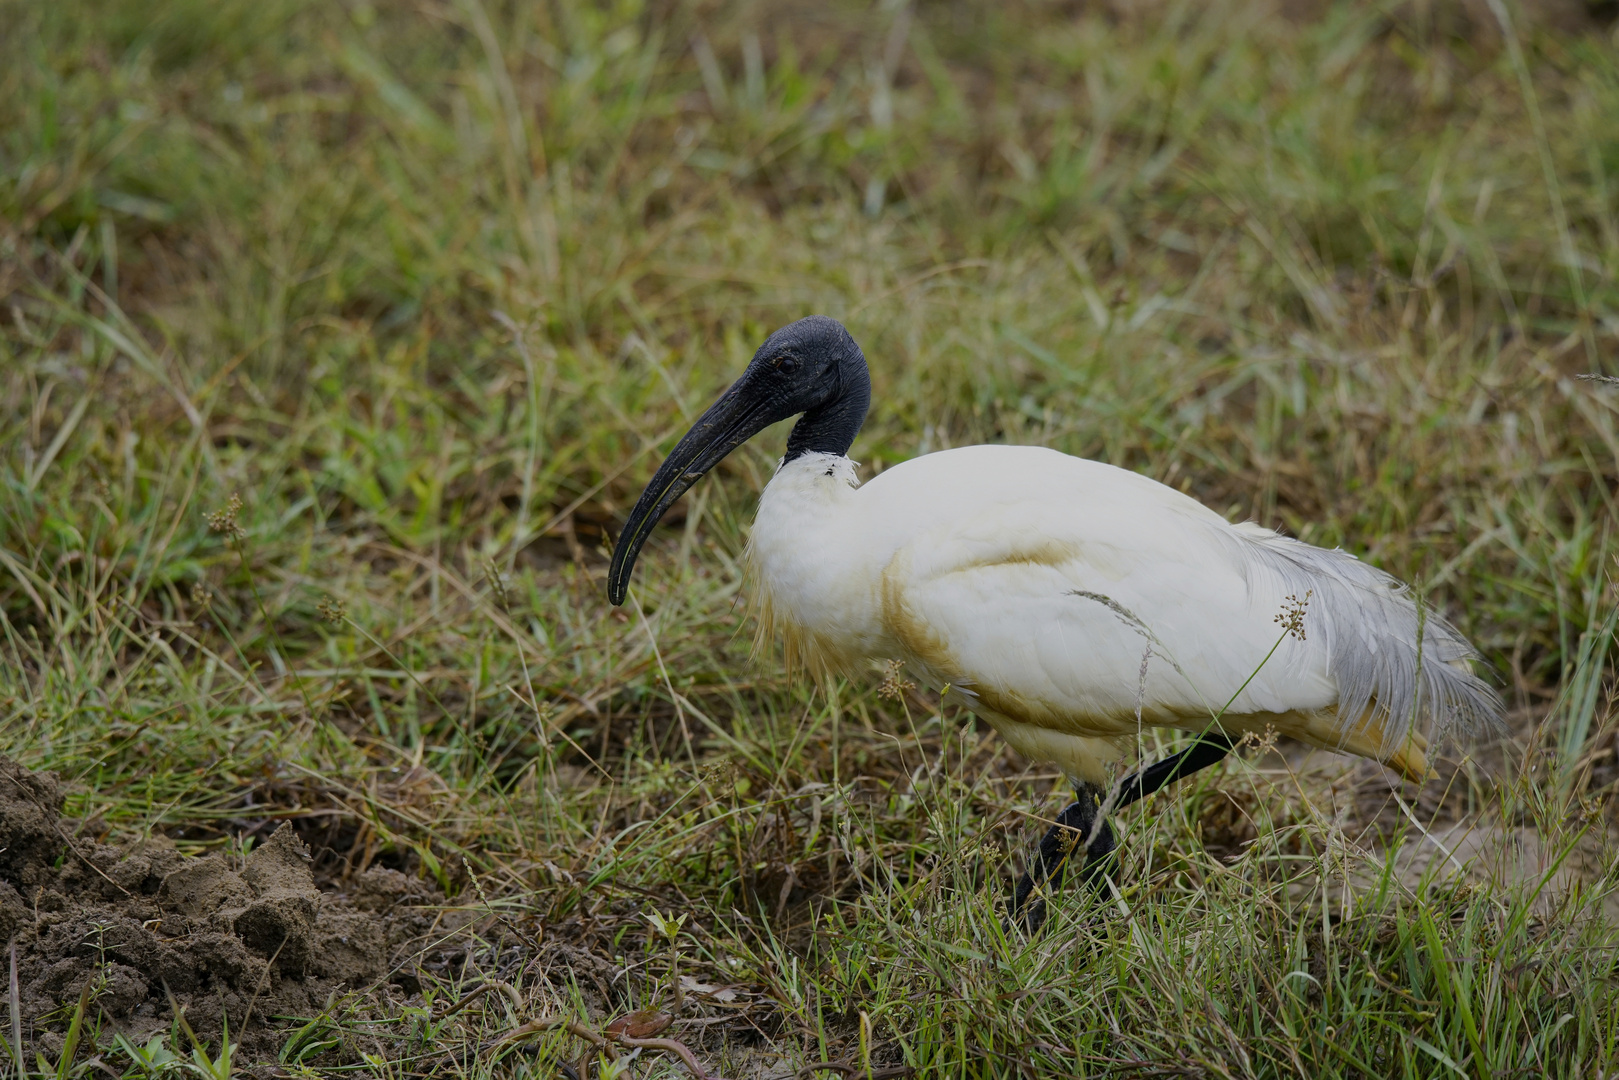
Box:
1230 524 1505 751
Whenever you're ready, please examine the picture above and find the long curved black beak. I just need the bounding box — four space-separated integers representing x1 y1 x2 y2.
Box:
607 375 777 605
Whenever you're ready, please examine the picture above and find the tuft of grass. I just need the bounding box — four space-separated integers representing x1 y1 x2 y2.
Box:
3 0 1619 1075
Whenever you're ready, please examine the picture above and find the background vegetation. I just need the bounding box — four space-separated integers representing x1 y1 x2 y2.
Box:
3 0 1619 1075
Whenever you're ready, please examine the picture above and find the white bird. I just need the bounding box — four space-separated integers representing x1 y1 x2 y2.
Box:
608 315 1501 930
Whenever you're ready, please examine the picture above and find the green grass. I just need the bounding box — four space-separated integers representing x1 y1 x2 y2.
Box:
4 0 1619 1075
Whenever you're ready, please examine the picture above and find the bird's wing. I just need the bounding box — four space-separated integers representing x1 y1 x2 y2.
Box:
881 497 1331 738
866 448 1500 756
1218 520 1501 745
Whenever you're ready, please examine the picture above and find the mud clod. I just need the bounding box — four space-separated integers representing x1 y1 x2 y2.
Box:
0 757 68 889
159 824 322 974
159 854 253 916
0 758 444 1063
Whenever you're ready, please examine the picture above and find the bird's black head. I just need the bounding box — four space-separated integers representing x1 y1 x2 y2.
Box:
606 315 870 605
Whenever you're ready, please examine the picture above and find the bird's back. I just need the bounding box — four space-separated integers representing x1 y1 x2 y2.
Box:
840 445 1501 779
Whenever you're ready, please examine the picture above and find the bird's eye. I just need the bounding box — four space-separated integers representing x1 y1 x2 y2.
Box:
775 356 798 374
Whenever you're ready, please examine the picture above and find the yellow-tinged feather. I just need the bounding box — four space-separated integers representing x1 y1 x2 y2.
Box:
750 525 1435 784
1270 704 1434 783
744 538 864 684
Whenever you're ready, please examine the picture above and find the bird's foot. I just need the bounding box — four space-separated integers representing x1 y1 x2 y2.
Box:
1005 786 1114 936
1004 732 1237 936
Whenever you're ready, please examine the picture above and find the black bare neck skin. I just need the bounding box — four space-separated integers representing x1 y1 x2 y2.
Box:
783 354 871 462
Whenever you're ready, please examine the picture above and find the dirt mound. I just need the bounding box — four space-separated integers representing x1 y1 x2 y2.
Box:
0 757 443 1065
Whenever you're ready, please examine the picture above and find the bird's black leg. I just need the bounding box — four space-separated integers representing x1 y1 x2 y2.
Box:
1114 730 1236 811
1006 782 1112 935
1004 731 1235 934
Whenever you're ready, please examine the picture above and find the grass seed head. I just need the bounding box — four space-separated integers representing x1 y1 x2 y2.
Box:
698 756 737 790
1275 590 1313 641
206 494 246 540
1236 723 1281 760
481 556 512 610
877 659 916 701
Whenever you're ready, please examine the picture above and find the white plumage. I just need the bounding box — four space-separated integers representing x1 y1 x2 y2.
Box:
607 315 1500 800
747 445 1498 784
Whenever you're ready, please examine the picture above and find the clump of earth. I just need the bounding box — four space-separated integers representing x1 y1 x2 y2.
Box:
0 757 443 1067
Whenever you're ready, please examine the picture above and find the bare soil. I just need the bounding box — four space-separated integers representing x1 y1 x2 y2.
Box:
0 757 442 1067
